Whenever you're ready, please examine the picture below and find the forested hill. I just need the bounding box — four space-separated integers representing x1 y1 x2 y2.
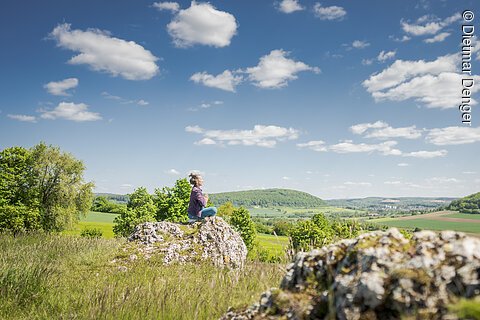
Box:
209 189 327 208
447 192 480 214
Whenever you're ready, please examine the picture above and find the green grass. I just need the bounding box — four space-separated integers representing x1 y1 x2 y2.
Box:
0 232 285 320
443 213 480 220
62 211 119 239
256 233 289 255
371 218 480 234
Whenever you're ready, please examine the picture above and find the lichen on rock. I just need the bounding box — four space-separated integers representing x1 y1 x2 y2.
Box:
118 216 247 269
221 228 480 320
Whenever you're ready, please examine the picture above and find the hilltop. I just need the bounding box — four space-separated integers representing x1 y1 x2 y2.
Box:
209 188 327 208
447 192 480 214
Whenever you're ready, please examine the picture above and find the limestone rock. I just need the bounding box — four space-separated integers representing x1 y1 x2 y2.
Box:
221 228 480 319
124 216 247 269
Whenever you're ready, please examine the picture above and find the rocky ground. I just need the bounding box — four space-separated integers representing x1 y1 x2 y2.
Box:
111 216 247 269
221 228 480 320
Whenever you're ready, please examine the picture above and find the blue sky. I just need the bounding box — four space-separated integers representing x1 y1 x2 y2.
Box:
1 0 479 199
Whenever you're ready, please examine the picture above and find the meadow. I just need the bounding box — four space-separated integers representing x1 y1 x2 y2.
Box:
370 211 480 234
0 232 285 320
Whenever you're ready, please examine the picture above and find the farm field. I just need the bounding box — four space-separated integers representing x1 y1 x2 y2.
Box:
371 211 480 234
248 206 365 219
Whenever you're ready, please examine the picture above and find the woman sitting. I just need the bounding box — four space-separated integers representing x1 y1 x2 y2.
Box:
187 173 217 221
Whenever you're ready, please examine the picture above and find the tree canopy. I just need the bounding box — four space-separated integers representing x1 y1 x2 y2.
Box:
0 142 94 233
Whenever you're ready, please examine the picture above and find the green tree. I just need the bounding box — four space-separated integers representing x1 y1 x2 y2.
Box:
113 187 156 237
217 201 235 221
154 178 191 223
0 143 93 233
30 142 94 231
290 220 330 251
230 207 256 251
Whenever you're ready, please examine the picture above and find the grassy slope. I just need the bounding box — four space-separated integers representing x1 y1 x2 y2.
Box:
0 233 284 320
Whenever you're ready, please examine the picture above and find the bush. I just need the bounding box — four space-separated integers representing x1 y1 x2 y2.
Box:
113 187 156 237
80 227 103 238
0 204 41 234
230 207 256 251
153 179 191 223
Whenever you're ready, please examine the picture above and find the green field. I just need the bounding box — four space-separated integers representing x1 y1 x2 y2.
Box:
256 233 289 255
372 218 480 234
443 213 480 220
248 206 365 219
62 211 118 239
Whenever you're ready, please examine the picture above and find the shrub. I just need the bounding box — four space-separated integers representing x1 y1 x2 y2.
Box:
80 227 103 238
230 207 256 251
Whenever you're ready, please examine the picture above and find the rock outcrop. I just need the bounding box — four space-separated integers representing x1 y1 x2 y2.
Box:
221 228 480 320
123 216 247 269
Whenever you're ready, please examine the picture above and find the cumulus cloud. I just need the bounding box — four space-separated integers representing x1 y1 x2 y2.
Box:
344 181 372 187
244 49 320 88
424 32 450 43
152 1 180 12
313 3 346 21
377 50 396 62
363 53 480 109
185 124 299 147
277 0 304 13
297 140 327 152
362 59 373 66
350 121 422 139
329 140 402 156
39 102 102 122
166 1 238 48
401 13 461 36
44 78 78 96
190 70 243 92
50 23 159 80
101 92 149 106
403 150 447 158
426 126 480 145
7 114 37 123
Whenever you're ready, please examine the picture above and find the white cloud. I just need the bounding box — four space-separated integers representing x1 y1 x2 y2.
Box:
426 127 480 145
344 181 372 187
350 121 388 135
427 177 461 184
377 50 396 62
44 78 78 96
350 121 422 140
401 13 461 36
166 168 180 175
403 150 447 158
277 0 304 13
397 163 409 167
120 184 133 189
391 35 411 42
50 23 159 80
102 92 149 106
329 140 402 156
363 53 480 109
352 40 370 49
152 1 180 12
282 176 291 180
424 32 450 43
362 59 373 66
297 140 327 152
384 181 402 185
313 3 346 21
186 124 299 148
167 1 237 48
244 49 320 89
190 70 242 92
7 114 37 123
462 171 476 174
39 102 102 122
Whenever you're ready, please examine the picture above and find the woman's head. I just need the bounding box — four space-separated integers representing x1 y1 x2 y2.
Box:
189 173 203 187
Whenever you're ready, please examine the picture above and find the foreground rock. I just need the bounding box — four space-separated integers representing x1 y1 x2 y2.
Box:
122 216 247 269
221 228 480 320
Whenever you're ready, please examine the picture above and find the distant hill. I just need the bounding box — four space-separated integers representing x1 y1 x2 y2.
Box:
209 189 327 208
447 192 480 214
94 193 129 204
326 197 457 212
